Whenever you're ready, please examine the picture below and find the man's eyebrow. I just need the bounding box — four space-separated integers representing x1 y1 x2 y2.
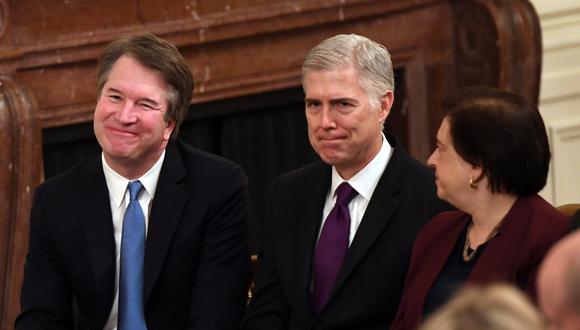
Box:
104 87 122 94
330 97 357 104
104 87 162 107
138 97 161 106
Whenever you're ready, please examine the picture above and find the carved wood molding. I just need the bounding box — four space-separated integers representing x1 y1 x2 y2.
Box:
0 0 8 39
0 0 437 71
0 75 42 330
0 0 448 129
454 0 542 103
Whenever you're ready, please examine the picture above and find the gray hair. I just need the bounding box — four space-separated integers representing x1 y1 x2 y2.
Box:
302 34 394 110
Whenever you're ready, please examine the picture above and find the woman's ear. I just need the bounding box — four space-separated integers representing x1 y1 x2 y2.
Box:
471 164 484 184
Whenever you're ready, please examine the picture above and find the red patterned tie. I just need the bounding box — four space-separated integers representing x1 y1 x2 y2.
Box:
312 182 358 313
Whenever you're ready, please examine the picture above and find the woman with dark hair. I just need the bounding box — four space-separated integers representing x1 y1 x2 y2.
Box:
390 87 571 330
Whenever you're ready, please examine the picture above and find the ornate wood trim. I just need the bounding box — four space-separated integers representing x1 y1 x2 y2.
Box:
454 0 542 103
2 0 445 129
0 0 437 71
0 0 8 39
0 75 42 330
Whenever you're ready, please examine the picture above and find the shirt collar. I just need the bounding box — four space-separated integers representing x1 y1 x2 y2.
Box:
331 133 393 200
101 150 166 208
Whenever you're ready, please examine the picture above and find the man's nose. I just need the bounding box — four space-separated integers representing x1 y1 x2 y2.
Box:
320 107 336 129
117 101 138 123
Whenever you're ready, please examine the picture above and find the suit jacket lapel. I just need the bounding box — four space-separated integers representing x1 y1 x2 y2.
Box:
330 135 408 301
295 164 331 318
143 143 188 301
78 156 116 326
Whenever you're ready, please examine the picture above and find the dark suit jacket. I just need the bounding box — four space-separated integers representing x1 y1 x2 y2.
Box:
390 195 571 330
243 134 446 330
16 141 250 330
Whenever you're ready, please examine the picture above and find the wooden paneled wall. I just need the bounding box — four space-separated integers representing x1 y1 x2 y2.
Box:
0 0 542 327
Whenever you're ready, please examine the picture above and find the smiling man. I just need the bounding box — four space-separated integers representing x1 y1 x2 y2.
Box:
243 34 447 330
16 34 249 330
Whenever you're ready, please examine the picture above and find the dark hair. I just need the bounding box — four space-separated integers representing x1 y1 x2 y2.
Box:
97 33 194 138
444 87 550 196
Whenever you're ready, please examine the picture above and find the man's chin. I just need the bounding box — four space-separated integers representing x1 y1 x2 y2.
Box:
319 154 344 167
315 146 343 160
103 148 138 163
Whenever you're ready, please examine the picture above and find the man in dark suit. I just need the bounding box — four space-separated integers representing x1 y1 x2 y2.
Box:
243 34 445 330
16 34 249 330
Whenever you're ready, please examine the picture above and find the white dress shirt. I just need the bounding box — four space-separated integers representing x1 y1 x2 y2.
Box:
102 151 165 330
319 134 393 245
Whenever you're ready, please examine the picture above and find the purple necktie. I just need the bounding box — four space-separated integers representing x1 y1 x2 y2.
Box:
312 182 358 314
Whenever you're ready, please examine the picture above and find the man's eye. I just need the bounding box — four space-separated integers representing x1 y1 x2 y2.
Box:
107 95 122 102
139 103 155 111
306 102 321 111
335 102 353 112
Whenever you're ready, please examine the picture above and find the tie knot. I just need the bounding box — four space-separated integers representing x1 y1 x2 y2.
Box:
335 182 358 207
127 181 144 202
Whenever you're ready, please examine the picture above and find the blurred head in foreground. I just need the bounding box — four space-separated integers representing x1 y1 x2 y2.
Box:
420 284 544 330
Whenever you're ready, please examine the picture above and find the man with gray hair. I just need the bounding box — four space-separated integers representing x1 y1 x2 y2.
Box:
243 34 445 329
538 224 580 330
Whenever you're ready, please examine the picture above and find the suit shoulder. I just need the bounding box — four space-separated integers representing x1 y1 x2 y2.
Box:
35 155 100 195
267 162 329 203
518 195 571 240
401 153 436 183
386 133 434 178
408 156 434 175
526 195 569 223
506 195 571 264
277 161 327 184
175 140 246 176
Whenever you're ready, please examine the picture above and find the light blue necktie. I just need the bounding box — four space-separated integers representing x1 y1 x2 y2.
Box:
119 180 147 330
